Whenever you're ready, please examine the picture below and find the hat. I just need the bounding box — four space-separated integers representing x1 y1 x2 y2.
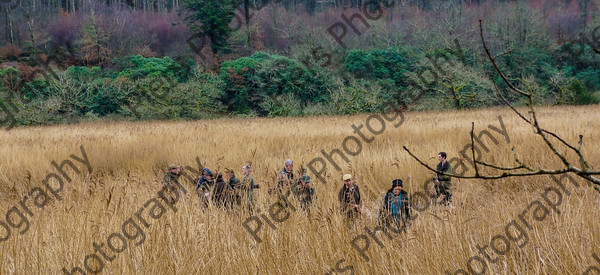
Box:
342 174 352 181
203 168 213 176
301 175 311 183
169 164 180 170
392 179 403 188
224 168 234 173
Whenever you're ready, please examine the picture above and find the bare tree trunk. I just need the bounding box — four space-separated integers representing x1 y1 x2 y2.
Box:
245 0 250 47
5 7 14 45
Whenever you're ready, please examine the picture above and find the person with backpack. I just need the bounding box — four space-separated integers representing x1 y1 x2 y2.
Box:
379 179 411 233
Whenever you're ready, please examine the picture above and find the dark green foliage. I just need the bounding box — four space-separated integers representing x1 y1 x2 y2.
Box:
180 0 236 54
494 47 556 86
552 43 600 72
1 40 600 129
574 69 600 92
569 79 600 105
111 55 184 81
219 52 330 116
343 48 417 85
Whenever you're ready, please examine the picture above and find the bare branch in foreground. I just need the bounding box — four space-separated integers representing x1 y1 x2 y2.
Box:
402 20 600 191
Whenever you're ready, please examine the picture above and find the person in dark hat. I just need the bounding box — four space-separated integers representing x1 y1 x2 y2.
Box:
195 168 214 206
294 175 316 212
379 179 411 232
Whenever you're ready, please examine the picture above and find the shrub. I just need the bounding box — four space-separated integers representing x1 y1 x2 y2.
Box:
219 52 331 116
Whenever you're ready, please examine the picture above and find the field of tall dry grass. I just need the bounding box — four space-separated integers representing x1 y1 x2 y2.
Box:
0 105 599 274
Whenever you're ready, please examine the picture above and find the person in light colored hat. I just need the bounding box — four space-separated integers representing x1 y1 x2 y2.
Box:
338 174 361 221
294 174 316 211
160 164 184 204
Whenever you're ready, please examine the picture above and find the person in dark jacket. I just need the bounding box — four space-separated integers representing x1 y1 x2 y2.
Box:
338 174 361 221
160 164 184 204
275 159 296 205
195 168 214 206
294 175 316 212
225 168 241 205
211 173 234 209
379 179 411 232
434 152 453 205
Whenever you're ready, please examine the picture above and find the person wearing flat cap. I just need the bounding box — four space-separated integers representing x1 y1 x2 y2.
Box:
294 175 316 212
338 174 361 221
379 179 411 232
195 168 215 205
160 164 184 204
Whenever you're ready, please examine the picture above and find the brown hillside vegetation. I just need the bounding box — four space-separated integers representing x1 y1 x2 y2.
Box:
0 105 599 274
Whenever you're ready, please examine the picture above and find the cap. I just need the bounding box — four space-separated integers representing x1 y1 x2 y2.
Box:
224 168 234 173
392 179 403 188
203 168 213 176
169 164 180 170
301 175 311 183
342 174 352 181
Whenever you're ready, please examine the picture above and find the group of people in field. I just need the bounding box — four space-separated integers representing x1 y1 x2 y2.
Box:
160 152 454 232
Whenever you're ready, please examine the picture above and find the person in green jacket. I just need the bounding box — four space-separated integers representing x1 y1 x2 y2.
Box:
240 165 255 212
434 152 453 205
294 175 316 212
160 164 184 204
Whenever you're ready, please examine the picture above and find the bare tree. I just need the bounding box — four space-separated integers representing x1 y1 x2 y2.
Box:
403 20 600 192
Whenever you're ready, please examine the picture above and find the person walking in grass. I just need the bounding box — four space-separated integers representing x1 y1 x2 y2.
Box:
338 174 361 222
211 172 234 209
294 175 316 212
434 152 453 205
225 168 241 205
160 164 184 204
276 159 296 205
226 168 241 189
239 165 256 212
195 168 215 206
379 179 411 233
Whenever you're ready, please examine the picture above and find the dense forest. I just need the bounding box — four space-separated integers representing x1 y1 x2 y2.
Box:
0 0 599 126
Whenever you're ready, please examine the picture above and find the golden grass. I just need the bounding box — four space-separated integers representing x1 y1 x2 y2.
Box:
0 105 599 274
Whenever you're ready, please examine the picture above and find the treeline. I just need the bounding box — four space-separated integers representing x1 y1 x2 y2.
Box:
1 44 598 127
0 0 599 127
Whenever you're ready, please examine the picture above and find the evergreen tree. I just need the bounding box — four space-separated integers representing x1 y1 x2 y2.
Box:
180 0 236 54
